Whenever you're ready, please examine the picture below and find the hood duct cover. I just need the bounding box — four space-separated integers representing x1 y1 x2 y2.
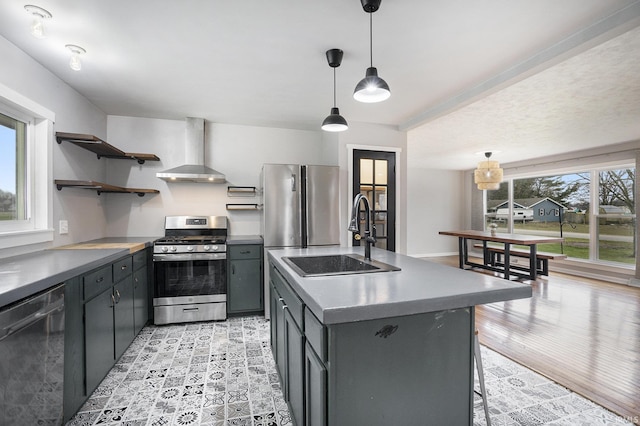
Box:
156 118 226 183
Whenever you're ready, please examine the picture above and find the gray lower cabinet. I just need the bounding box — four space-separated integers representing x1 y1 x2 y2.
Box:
228 244 263 314
63 276 84 422
85 286 116 393
269 261 474 426
63 249 151 422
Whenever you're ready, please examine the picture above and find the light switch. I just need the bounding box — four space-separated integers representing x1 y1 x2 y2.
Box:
59 220 68 234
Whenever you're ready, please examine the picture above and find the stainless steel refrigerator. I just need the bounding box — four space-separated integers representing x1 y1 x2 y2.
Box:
261 163 340 317
262 163 340 248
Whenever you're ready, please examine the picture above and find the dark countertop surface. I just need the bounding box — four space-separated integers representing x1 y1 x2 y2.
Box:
227 235 263 245
268 246 532 325
0 237 157 308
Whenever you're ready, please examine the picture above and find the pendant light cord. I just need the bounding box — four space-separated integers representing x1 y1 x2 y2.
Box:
333 67 337 107
369 12 373 67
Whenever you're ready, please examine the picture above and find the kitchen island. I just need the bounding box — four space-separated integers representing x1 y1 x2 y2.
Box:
268 246 531 425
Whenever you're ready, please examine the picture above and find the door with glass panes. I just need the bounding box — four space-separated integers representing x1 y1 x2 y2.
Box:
353 150 396 251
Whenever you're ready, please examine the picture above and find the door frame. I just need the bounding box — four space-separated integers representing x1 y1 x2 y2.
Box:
347 144 402 250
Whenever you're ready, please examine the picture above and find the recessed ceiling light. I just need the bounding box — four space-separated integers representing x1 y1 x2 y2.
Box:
66 44 86 71
24 4 52 39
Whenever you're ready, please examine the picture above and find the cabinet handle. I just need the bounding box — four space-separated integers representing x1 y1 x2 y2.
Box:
282 304 289 311
110 294 116 307
121 264 127 270
115 289 121 303
96 277 104 283
240 250 250 254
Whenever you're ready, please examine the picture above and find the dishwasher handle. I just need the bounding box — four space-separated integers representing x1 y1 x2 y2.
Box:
0 297 64 342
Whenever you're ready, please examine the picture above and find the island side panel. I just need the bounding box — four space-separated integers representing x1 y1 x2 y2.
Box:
327 308 474 425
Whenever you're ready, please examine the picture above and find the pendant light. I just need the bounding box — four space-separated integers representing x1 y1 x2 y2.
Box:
353 0 390 103
474 152 504 190
322 49 349 132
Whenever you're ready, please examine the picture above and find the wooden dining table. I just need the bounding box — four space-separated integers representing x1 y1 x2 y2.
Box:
438 230 564 280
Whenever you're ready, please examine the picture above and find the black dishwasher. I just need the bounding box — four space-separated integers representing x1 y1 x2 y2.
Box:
0 284 65 425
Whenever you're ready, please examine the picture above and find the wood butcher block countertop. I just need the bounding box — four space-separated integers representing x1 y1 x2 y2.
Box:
57 242 146 253
56 237 158 254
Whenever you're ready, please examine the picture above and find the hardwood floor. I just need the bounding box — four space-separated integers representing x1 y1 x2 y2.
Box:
428 256 640 424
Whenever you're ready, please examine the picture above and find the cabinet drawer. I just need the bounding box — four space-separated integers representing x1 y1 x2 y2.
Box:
305 307 326 362
229 244 261 259
272 265 303 327
83 265 113 300
113 256 133 283
132 250 147 271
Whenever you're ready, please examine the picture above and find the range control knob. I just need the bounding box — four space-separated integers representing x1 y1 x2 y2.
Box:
210 245 219 251
161 246 169 253
203 245 211 251
169 246 177 252
187 246 194 252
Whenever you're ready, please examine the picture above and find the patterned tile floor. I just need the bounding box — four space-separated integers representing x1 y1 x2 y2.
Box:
66 316 633 426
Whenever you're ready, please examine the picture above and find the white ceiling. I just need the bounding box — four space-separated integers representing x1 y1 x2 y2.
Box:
1 0 639 170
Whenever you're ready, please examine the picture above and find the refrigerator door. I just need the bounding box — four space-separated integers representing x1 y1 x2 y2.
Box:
262 164 303 247
305 165 340 246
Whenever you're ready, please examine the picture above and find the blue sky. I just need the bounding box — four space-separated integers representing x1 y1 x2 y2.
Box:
0 125 16 193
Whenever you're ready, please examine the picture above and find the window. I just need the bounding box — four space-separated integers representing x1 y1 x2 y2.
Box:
0 112 27 222
0 85 54 249
481 163 636 268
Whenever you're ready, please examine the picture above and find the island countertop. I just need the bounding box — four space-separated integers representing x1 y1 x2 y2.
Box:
0 237 157 308
268 246 532 324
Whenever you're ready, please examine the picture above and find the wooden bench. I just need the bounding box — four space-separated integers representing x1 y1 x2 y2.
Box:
473 244 567 276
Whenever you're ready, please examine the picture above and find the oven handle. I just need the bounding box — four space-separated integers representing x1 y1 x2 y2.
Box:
153 253 226 262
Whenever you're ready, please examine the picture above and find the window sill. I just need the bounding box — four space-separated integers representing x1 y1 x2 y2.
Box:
0 228 54 250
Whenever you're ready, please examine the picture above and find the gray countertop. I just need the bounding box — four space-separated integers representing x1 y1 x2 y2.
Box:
268 246 532 324
0 237 157 308
227 235 263 245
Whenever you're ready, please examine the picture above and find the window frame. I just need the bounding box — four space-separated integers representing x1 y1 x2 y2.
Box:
482 159 636 270
0 83 54 249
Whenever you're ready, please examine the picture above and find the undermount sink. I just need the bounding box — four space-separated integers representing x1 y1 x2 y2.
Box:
282 254 400 277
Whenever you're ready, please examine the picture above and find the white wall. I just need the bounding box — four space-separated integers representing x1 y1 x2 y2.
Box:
105 117 336 237
0 35 108 258
406 168 465 257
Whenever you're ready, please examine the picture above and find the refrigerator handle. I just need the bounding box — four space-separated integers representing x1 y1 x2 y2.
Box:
291 174 297 192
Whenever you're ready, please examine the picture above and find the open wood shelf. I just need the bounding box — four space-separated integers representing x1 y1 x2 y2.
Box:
227 186 258 196
55 180 159 197
55 132 160 164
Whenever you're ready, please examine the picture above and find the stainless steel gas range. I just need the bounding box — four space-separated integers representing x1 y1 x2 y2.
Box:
153 215 228 325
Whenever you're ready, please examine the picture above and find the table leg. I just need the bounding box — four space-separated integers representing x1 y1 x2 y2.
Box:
482 241 489 265
458 237 464 269
529 245 538 280
504 243 511 279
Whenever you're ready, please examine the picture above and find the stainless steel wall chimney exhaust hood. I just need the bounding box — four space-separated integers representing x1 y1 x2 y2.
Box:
156 117 227 183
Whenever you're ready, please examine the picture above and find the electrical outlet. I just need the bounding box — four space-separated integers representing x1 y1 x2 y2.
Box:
59 220 68 235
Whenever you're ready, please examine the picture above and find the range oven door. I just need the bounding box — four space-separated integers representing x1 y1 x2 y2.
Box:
153 254 227 324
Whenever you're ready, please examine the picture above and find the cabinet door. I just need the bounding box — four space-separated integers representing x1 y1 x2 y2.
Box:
228 258 263 313
274 286 287 386
114 277 135 360
269 281 279 363
133 268 148 335
85 288 115 393
305 342 327 426
285 309 304 426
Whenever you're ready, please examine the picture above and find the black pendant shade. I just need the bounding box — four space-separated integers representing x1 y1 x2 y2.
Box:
322 48 348 132
354 0 390 103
